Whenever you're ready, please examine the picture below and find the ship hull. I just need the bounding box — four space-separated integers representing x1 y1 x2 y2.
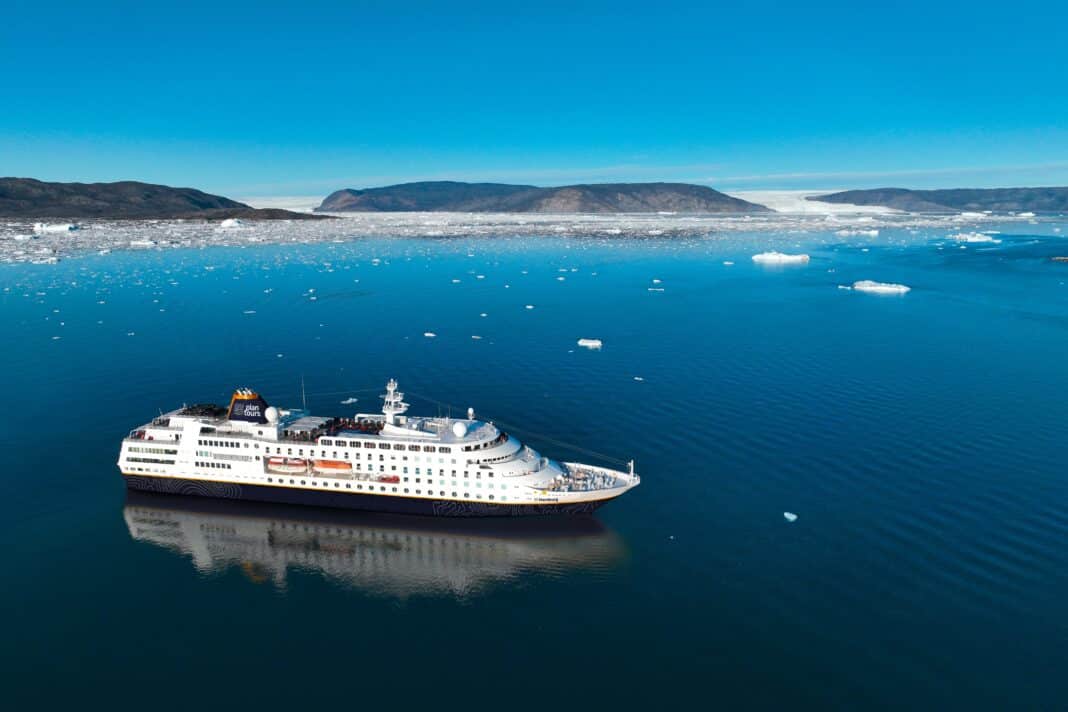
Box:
123 474 607 518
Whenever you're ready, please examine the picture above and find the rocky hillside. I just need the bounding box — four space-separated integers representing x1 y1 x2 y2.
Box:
811 187 1068 213
0 178 325 219
318 181 770 213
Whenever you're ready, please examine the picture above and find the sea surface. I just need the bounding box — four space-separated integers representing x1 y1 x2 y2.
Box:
3 224 1068 708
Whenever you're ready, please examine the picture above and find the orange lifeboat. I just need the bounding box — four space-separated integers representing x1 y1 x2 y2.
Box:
267 457 309 474
313 459 353 475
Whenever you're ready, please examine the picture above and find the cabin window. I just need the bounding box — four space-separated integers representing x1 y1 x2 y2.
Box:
440 447 451 453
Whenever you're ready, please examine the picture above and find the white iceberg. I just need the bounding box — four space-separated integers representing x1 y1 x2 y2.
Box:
752 251 810 265
423 332 437 338
340 397 359 404
577 338 603 350
784 512 798 523
853 280 910 294
949 232 1000 244
219 218 244 229
33 222 78 234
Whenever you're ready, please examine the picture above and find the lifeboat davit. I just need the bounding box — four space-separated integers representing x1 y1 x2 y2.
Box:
267 457 309 474
313 459 353 475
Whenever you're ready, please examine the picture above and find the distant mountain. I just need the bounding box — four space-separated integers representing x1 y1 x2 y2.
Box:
0 178 325 219
317 181 770 213
811 187 1068 213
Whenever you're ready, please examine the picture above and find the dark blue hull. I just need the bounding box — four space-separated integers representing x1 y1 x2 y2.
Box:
122 475 606 517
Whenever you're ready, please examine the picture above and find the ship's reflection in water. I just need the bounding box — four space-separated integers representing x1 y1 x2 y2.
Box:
123 492 628 598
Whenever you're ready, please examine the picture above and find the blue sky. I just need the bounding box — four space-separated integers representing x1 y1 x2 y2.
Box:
2 0 1066 196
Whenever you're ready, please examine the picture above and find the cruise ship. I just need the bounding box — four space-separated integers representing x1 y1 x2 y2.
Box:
118 380 640 517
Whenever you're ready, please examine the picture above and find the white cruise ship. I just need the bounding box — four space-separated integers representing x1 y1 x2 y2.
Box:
118 379 640 517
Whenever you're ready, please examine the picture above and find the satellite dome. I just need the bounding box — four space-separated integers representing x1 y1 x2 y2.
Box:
451 421 467 438
264 406 279 423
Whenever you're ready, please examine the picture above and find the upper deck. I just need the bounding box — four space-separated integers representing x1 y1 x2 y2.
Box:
129 380 505 453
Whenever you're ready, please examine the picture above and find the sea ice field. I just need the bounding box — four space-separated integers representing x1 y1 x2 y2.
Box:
3 216 1068 708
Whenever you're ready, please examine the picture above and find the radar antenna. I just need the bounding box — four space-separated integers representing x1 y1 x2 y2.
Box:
381 378 409 425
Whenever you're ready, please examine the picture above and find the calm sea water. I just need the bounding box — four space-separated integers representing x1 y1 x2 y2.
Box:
3 227 1068 708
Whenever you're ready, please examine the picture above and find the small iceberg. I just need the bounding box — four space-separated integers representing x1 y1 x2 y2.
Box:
423 332 437 338
752 251 810 265
219 218 244 229
577 338 603 350
784 512 798 523
949 232 1000 244
722 261 734 266
340 397 359 405
33 222 79 234
853 280 910 294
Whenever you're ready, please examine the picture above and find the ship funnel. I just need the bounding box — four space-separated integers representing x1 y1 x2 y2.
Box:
227 388 270 424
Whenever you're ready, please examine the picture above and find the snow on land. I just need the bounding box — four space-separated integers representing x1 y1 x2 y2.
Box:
236 196 322 213
0 210 1049 264
727 190 898 215
852 280 911 294
752 251 810 265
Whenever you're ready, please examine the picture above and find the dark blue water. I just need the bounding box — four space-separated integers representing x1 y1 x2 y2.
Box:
3 228 1068 708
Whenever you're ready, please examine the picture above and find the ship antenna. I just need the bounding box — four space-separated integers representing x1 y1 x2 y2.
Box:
301 374 307 411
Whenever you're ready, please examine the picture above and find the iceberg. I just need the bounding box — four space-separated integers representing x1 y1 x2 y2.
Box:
751 251 810 265
33 222 78 234
783 512 798 523
219 218 244 229
949 232 1000 244
853 280 910 294
423 332 437 338
340 397 359 405
577 338 603 350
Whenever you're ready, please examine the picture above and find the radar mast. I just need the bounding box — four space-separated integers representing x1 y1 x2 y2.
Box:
381 379 409 425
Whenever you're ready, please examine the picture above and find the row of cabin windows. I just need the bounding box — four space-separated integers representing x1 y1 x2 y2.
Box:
126 456 175 465
318 439 451 454
197 438 252 449
264 476 501 500
462 432 508 452
128 446 178 455
266 445 469 469
196 461 232 469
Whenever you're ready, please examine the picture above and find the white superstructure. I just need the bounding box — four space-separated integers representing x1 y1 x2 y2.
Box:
118 380 640 515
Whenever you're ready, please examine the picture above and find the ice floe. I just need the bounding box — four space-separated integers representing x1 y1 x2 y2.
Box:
423 332 437 338
577 338 603 350
340 397 359 404
949 232 1001 244
752 251 810 265
852 280 911 294
783 512 798 523
34 223 79 234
